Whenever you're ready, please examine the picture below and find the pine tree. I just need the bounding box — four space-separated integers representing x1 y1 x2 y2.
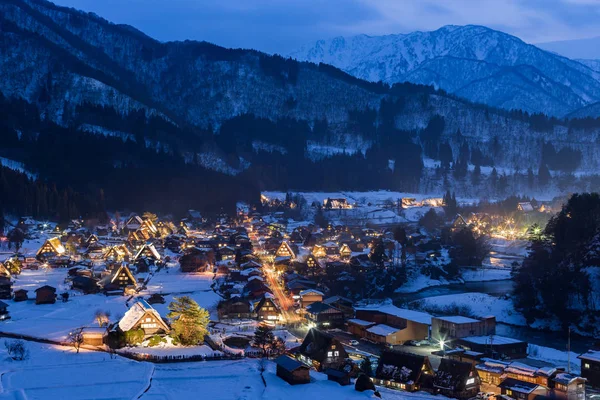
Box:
472 164 481 186
253 325 276 357
538 163 551 187
360 358 373 377
167 296 210 345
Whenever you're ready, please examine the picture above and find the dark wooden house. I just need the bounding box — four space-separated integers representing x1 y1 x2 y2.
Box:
433 358 480 399
305 302 344 328
71 276 100 294
180 248 214 273
217 296 252 319
35 285 57 305
373 350 434 392
275 355 310 385
100 263 137 292
254 295 280 322
579 350 600 388
325 368 351 386
13 289 28 302
297 329 347 371
0 300 9 320
0 277 12 300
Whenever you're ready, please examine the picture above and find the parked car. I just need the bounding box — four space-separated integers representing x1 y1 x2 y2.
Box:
349 340 359 346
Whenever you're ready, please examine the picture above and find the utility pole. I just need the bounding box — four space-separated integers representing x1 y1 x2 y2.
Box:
567 327 571 374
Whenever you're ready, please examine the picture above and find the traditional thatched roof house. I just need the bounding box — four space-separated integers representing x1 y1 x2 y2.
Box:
100 263 137 292
36 237 66 260
134 243 161 262
297 329 347 371
275 241 296 259
117 299 169 337
217 296 253 319
433 358 480 399
373 350 434 392
254 295 280 322
104 245 132 262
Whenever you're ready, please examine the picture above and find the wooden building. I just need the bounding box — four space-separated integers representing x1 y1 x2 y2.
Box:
254 296 280 322
0 277 12 300
36 237 66 260
81 327 107 346
100 263 137 292
339 243 352 259
134 243 161 262
217 297 252 319
433 359 480 399
0 300 9 320
431 316 496 343
104 245 132 262
35 285 57 304
275 241 296 259
299 289 324 308
274 355 310 385
352 305 432 345
71 276 100 294
457 335 527 359
13 289 28 302
297 329 347 371
180 248 214 273
312 245 326 258
325 368 351 386
305 302 344 328
117 299 170 337
579 350 600 388
372 350 434 392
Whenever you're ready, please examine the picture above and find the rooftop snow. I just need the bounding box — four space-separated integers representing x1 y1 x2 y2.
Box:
356 304 433 325
461 335 524 345
435 315 480 324
366 324 400 336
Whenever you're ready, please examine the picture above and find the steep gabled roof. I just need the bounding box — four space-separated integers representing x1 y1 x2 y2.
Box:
376 350 430 384
118 299 169 332
134 243 161 261
109 263 136 285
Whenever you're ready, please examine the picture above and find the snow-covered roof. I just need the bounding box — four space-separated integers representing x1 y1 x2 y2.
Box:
461 335 524 345
366 324 400 336
355 304 432 325
118 299 166 332
347 318 375 327
299 289 324 297
578 349 600 363
435 315 480 324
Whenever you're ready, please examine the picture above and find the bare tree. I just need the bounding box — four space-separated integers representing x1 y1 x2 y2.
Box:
5 340 29 360
94 310 111 327
69 327 85 353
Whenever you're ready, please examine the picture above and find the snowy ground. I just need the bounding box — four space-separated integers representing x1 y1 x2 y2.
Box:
411 292 527 326
1 267 221 341
527 344 581 374
0 341 446 400
0 341 153 400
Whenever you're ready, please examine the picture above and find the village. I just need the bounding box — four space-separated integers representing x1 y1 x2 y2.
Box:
0 191 596 400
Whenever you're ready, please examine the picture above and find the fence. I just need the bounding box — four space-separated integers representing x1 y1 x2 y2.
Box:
118 351 244 363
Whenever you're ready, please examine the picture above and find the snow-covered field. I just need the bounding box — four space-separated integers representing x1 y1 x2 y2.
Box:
0 341 153 400
411 292 527 326
0 342 445 400
1 267 221 341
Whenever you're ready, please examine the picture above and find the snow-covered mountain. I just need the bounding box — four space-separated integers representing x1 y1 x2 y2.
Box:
289 25 600 117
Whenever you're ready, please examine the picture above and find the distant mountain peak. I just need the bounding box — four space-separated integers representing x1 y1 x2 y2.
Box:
289 25 600 117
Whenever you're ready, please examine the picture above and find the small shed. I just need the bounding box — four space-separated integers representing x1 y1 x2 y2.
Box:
13 289 28 302
325 368 351 386
82 327 107 346
35 285 57 305
274 355 310 385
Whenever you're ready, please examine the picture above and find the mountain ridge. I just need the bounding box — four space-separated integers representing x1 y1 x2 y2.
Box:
288 25 600 117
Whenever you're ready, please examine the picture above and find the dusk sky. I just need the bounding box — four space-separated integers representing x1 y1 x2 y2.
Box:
55 0 600 54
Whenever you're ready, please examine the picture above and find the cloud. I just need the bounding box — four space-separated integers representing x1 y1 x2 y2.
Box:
55 0 600 52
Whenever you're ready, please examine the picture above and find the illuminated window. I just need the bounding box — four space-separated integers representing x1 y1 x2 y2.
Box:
466 378 475 386
584 363 590 369
334 351 339 356
506 390 513 396
327 351 333 357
